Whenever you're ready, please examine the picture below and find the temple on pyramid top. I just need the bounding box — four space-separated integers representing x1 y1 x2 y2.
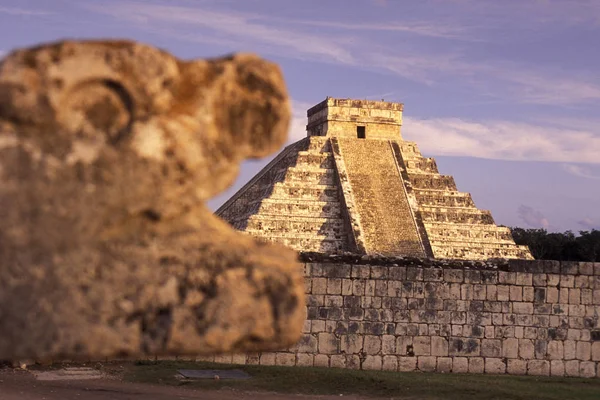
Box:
216 97 533 260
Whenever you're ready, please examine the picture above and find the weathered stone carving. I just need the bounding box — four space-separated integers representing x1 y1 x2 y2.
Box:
0 40 305 361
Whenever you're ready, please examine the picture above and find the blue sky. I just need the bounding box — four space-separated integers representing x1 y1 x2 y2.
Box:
1 0 599 232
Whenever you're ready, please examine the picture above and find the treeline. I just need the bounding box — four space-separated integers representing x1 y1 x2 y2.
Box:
509 227 600 261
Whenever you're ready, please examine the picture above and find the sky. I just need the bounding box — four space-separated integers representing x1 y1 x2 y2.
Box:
1 0 599 233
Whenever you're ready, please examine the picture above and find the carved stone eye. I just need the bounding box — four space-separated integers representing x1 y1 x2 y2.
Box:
59 79 134 145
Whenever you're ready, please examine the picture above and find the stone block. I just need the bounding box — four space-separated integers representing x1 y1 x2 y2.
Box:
513 302 533 314
452 357 468 373
510 286 523 301
318 333 339 354
547 287 559 303
519 339 534 359
502 338 519 359
468 357 485 373
550 360 565 376
296 334 318 353
413 336 431 356
527 360 550 376
580 361 596 378
516 272 533 286
592 342 600 361
444 269 464 283
481 339 502 358
260 353 276 365
507 359 527 375
364 335 382 354
398 356 417 372
312 278 328 295
431 336 449 356
276 353 296 366
547 341 563 360
522 287 534 302
565 360 580 376
577 341 591 361
382 355 398 371
327 278 342 295
330 355 346 369
497 285 510 301
296 353 314 367
314 354 330 367
418 356 437 372
341 279 353 295
362 355 382 370
449 337 480 356
346 355 361 369
437 357 452 373
485 358 506 374
341 334 363 354
382 335 396 354
351 265 370 279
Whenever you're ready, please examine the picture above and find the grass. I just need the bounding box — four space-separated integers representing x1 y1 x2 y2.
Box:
104 360 600 400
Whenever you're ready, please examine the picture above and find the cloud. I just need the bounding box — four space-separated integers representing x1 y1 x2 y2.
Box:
518 205 550 229
86 2 355 64
84 1 600 106
0 6 54 16
402 117 600 164
561 164 600 179
578 218 600 230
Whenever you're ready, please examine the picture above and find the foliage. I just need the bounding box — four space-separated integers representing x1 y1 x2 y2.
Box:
509 227 600 261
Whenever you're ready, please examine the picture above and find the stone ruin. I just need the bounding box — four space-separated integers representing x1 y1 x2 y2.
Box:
0 40 305 361
217 97 533 261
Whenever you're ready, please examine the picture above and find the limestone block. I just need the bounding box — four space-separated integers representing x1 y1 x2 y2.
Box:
580 361 596 378
296 353 314 367
437 357 452 373
592 342 600 361
527 360 550 376
507 359 527 375
452 357 468 373
276 353 296 366
485 358 506 374
260 353 276 365
364 335 382 354
382 355 398 371
314 354 330 367
576 341 591 361
417 356 437 372
431 336 449 356
468 357 485 373
0 40 304 361
502 338 519 358
318 333 339 354
330 354 346 368
565 360 580 376
550 360 565 376
362 355 382 370
398 357 417 372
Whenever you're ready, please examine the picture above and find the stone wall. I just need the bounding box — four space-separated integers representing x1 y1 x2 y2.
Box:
207 254 600 378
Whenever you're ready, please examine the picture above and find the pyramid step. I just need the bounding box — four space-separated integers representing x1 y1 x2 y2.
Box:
296 151 334 168
307 137 330 152
244 232 346 252
413 191 475 208
404 158 439 174
409 175 457 191
419 209 494 224
285 167 336 185
271 183 339 200
431 244 534 260
425 227 514 242
246 215 344 233
254 200 342 218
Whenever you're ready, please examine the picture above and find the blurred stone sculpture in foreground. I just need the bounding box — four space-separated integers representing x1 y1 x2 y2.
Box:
0 40 304 361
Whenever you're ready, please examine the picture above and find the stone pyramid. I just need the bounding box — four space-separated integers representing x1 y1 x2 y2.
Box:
216 98 532 260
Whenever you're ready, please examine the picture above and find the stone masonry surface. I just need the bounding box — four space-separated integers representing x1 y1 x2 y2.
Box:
207 254 600 378
217 97 533 260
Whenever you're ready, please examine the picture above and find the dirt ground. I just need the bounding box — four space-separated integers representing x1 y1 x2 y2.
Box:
0 368 371 400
